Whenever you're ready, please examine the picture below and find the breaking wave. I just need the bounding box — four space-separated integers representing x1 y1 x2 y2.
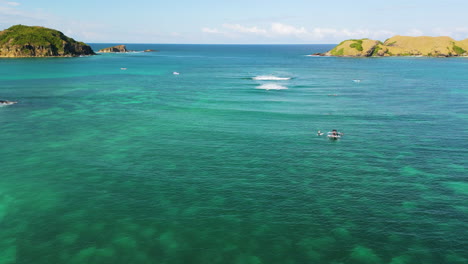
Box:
253 75 291 81
256 84 288 90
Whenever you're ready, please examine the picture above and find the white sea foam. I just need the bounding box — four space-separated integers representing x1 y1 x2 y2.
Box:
256 84 288 90
253 75 291 81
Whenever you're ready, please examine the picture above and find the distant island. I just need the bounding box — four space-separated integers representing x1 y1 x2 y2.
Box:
316 35 468 57
98 45 129 53
98 45 159 53
0 25 95 57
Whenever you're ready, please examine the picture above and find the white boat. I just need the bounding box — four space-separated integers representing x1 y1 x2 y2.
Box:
0 100 17 106
173 72 180 75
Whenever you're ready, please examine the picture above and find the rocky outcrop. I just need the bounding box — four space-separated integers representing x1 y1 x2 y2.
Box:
98 45 128 53
320 36 468 57
0 25 95 57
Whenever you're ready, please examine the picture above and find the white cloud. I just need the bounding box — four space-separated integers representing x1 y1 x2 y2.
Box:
271 23 307 35
222 24 267 34
0 8 46 28
454 27 468 39
202 27 220 34
370 30 395 40
201 22 396 43
406 29 424 36
6 1 20 6
454 27 468 33
430 27 468 40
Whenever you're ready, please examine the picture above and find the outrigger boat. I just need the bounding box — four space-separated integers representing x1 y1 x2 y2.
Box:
327 130 343 140
0 100 17 106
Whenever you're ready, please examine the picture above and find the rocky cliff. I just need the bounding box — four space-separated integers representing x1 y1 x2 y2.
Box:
321 36 468 57
98 45 129 53
0 25 95 57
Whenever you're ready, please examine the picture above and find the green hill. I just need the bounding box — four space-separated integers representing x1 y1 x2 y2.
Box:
321 35 468 57
0 25 95 57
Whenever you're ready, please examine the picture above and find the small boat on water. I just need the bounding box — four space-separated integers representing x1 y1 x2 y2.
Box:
327 130 343 140
173 72 180 75
0 100 17 106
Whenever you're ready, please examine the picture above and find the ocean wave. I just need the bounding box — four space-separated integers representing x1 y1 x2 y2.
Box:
256 84 288 90
253 75 291 81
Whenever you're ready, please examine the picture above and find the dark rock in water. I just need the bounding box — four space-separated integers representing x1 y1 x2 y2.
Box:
0 25 95 57
98 45 129 53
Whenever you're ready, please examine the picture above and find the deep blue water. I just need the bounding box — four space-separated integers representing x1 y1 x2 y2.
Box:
0 44 467 264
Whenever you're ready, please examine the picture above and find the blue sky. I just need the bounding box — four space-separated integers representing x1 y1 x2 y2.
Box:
1 0 467 44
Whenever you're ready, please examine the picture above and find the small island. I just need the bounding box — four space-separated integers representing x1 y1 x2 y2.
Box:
98 45 160 53
98 45 129 53
316 35 468 57
0 25 95 57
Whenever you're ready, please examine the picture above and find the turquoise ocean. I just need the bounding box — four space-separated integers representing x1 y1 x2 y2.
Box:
0 44 467 264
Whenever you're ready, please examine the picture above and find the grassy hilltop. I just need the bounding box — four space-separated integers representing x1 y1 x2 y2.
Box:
0 25 95 57
323 35 468 57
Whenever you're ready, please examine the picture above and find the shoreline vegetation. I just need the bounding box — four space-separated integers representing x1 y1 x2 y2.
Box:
0 25 95 57
314 35 468 57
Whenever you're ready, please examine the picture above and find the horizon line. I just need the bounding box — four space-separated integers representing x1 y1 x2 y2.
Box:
87 43 338 45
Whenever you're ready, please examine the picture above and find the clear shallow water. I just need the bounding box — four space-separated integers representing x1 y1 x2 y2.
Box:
0 44 467 264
